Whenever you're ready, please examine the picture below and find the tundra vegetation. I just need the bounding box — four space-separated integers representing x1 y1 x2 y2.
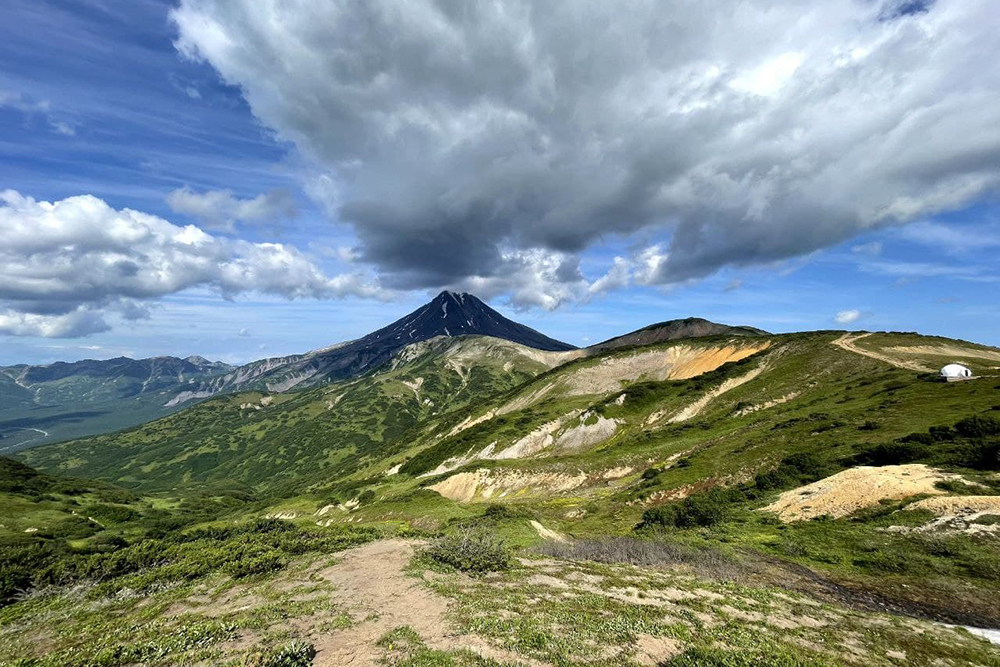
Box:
3 331 1000 665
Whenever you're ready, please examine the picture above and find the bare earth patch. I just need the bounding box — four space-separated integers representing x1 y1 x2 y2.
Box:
310 538 535 666
429 466 631 503
658 364 767 424
907 495 1000 515
562 342 770 397
762 464 959 521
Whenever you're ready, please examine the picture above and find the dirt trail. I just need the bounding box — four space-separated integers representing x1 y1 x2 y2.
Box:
311 539 540 666
831 333 933 372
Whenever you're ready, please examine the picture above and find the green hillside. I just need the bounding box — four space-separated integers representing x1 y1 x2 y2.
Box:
254 330 1000 627
6 328 1000 666
20 336 568 494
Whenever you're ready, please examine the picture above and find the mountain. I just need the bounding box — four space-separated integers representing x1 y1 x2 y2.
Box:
0 292 575 449
588 317 768 353
11 327 1000 666
0 355 233 451
20 335 575 492
166 291 575 403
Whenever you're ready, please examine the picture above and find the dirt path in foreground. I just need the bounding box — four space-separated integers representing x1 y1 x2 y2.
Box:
831 333 932 372
311 538 541 666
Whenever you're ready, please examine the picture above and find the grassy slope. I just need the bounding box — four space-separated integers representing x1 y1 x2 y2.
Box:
274 331 1000 626
18 336 558 494
3 329 1000 666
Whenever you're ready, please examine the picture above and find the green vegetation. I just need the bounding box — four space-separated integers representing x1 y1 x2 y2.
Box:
19 338 549 494
0 518 376 666
5 329 1000 665
240 640 316 667
426 528 515 574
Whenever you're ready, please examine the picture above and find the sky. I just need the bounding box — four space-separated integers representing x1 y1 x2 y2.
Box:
2 0 999 366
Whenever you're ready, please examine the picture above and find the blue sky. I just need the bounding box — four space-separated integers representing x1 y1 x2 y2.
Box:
2 0 998 365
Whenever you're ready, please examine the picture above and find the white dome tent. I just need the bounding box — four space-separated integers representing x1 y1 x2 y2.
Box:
940 363 973 381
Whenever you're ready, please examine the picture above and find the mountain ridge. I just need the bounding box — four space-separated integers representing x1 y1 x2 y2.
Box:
166 291 576 402
588 316 768 353
1 293 774 450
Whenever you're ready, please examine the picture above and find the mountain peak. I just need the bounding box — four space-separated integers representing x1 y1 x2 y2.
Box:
368 291 575 352
588 317 768 352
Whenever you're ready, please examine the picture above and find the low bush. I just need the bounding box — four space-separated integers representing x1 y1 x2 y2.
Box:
854 413 1000 471
666 646 837 667
0 519 379 606
241 640 316 667
426 528 514 574
638 491 728 529
479 503 533 521
223 547 287 579
850 441 927 466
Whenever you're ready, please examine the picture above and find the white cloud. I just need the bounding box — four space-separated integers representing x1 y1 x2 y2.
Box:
634 246 669 285
1 90 76 137
172 0 1000 290
834 309 862 324
0 190 389 338
453 249 636 310
0 308 111 338
851 241 883 256
897 221 1000 254
588 257 631 296
166 187 297 232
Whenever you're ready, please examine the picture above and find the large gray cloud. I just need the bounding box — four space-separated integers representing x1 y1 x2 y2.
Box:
0 190 386 337
172 0 1000 290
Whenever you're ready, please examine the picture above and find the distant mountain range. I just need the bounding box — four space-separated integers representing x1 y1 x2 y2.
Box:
0 356 233 452
0 291 765 450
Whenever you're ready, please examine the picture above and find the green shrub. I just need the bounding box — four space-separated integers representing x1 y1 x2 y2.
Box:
426 528 514 574
850 441 927 466
754 452 826 492
241 640 316 667
972 514 1000 526
666 646 836 666
223 547 287 579
87 503 141 524
954 416 1000 438
479 504 532 521
638 492 728 530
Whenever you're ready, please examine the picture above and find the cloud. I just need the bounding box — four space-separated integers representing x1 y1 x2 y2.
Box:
0 90 76 137
453 249 588 311
171 0 1000 292
0 190 389 338
897 220 1000 254
588 257 631 296
724 279 744 292
851 242 883 256
834 309 862 324
0 308 111 338
237 327 250 337
166 187 297 232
